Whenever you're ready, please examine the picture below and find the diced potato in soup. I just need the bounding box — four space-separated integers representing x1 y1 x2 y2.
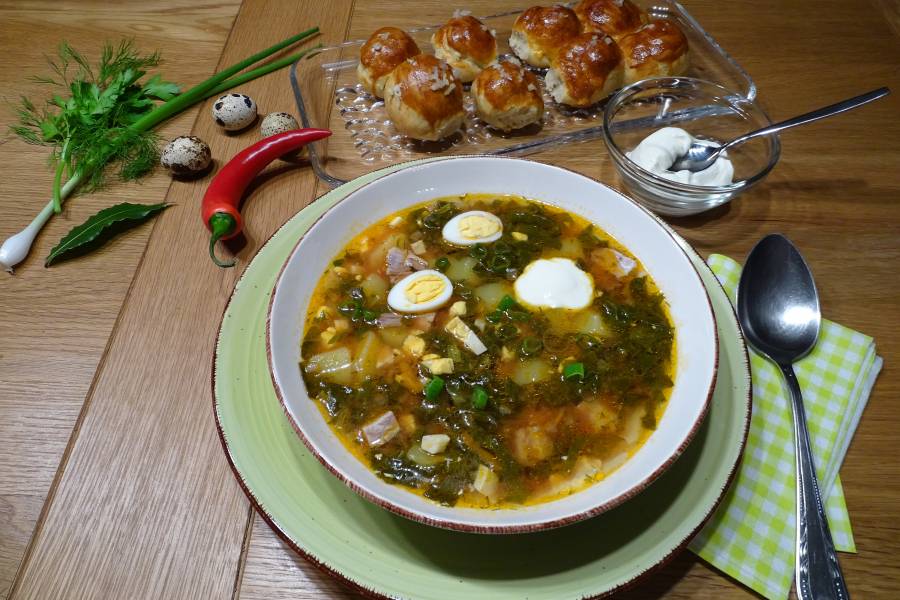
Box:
300 194 675 507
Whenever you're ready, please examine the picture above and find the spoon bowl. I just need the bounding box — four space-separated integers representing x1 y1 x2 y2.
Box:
738 234 820 363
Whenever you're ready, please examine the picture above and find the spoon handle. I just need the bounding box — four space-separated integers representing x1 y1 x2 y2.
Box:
725 87 890 151
781 364 850 600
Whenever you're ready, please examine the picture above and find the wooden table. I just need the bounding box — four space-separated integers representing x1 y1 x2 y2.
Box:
1 0 898 597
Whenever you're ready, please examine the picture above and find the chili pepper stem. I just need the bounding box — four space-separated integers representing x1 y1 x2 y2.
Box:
208 213 238 268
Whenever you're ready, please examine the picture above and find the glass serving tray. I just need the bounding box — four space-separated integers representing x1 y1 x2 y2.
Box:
291 1 756 187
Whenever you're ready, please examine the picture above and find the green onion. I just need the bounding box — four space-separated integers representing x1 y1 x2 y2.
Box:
424 377 445 400
470 245 488 259
563 362 585 381
520 337 543 356
435 256 450 272
202 43 323 100
472 385 488 410
486 310 504 324
497 294 516 311
362 309 377 322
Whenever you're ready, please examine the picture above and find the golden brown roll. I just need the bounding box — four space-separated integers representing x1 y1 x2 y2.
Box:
509 5 582 68
545 32 624 107
617 19 690 84
431 15 498 83
383 54 465 141
574 0 647 41
357 27 421 98
471 58 544 131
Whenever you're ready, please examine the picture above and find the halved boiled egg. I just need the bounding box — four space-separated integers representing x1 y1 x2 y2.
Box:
387 270 453 313
442 211 503 246
513 258 594 310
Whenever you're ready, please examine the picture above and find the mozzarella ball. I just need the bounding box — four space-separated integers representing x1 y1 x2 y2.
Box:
212 93 257 131
387 270 453 313
514 258 594 310
431 15 498 83
160 136 211 176
442 211 503 246
471 58 544 131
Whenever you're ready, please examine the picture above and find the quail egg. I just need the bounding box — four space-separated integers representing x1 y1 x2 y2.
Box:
387 270 453 313
260 112 299 137
514 258 594 310
441 211 503 246
212 93 257 131
160 136 211 176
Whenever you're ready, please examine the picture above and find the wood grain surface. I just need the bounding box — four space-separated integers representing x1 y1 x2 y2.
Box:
1 0 898 598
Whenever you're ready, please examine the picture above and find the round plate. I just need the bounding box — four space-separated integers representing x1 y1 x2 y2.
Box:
213 160 751 599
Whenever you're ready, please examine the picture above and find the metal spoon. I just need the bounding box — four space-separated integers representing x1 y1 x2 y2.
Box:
671 87 890 172
737 234 848 599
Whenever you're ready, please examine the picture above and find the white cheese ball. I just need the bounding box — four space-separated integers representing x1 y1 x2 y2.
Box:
160 136 211 176
212 93 258 131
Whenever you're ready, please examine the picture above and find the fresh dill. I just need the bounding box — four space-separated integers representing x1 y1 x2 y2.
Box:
11 40 180 212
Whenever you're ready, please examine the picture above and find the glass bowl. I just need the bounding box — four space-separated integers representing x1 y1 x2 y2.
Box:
602 77 780 216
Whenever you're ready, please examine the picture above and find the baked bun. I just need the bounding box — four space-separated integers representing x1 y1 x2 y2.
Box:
357 27 420 97
431 15 498 83
471 58 544 131
574 0 647 40
383 54 465 141
545 32 624 107
509 5 582 68
617 19 690 84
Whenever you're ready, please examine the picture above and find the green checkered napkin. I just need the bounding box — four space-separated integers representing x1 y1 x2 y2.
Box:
688 254 882 600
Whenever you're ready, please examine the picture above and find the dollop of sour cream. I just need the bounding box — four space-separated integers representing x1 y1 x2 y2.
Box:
626 127 735 187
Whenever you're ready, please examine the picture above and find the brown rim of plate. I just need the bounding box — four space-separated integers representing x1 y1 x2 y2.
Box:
264 156 720 533
211 156 752 598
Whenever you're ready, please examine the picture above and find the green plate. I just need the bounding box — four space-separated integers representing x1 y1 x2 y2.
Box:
213 161 751 599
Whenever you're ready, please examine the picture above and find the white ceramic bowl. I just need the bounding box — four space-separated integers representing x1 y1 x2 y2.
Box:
268 157 717 533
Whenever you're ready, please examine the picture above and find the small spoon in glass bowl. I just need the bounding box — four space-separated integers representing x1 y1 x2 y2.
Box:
738 234 848 600
672 87 889 172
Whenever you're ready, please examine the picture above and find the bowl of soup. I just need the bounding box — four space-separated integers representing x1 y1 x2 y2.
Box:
267 156 717 533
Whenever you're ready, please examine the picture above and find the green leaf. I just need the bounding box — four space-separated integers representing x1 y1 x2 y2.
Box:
45 202 170 267
142 73 180 100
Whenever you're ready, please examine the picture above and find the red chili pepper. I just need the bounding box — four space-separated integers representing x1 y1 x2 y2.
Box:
202 128 331 267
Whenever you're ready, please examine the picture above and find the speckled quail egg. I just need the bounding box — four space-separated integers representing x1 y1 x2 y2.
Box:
212 93 258 131
160 136 211 176
260 112 299 137
387 270 454 313
442 211 503 246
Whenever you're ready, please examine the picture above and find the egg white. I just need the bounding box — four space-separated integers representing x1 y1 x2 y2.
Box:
387 270 454 313
514 258 594 310
442 211 503 246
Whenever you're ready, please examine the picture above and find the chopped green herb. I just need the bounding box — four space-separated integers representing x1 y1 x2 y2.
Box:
563 362 585 381
472 385 489 410
435 256 450 272
497 294 516 311
424 377 445 400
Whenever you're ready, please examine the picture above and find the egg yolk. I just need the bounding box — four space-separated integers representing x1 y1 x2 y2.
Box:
458 215 501 240
404 275 447 304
